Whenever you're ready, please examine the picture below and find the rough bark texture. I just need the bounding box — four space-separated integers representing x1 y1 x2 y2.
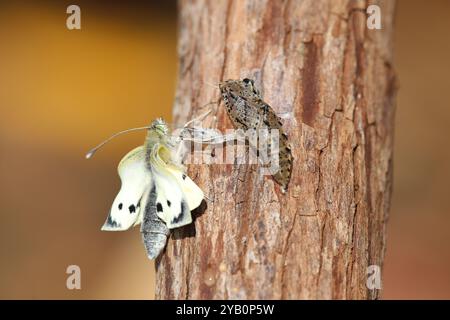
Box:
156 0 396 299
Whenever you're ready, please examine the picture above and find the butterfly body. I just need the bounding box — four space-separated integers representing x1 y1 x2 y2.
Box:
140 184 170 260
101 118 204 259
219 78 293 191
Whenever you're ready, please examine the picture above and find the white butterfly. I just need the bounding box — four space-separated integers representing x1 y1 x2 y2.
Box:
87 118 206 259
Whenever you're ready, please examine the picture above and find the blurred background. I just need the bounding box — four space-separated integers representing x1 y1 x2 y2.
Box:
0 0 448 299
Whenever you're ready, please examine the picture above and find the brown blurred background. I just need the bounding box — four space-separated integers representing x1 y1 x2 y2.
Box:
0 0 448 299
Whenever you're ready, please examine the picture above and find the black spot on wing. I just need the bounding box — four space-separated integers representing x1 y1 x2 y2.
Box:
136 198 141 209
172 201 188 224
129 204 136 214
156 202 163 213
167 200 171 207
118 203 123 210
106 215 120 228
182 174 186 180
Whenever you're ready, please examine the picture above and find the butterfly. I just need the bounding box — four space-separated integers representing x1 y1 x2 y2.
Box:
219 78 293 192
87 118 205 259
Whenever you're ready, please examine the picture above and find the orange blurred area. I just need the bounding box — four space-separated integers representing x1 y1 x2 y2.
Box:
383 0 450 299
0 0 449 299
0 1 176 299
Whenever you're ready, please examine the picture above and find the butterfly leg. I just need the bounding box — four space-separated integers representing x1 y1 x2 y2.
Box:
182 109 212 129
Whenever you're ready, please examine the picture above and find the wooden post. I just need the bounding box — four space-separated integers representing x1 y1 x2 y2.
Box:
156 0 396 299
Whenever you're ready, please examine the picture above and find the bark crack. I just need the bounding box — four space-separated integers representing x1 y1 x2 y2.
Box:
280 209 298 299
316 213 328 294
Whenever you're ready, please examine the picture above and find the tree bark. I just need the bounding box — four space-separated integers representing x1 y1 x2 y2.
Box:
156 0 396 299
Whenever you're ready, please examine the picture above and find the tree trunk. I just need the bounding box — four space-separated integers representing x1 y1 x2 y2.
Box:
156 0 396 299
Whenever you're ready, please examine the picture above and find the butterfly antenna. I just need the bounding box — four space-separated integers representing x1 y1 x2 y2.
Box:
85 126 150 159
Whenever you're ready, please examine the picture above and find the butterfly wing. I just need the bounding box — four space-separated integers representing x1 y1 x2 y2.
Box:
101 146 151 231
149 144 204 229
165 165 204 211
151 167 192 229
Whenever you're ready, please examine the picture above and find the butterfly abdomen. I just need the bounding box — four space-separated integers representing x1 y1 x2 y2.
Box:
141 185 170 259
